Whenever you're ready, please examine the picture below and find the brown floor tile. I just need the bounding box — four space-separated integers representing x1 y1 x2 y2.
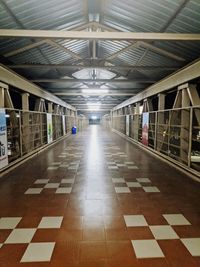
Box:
0 244 27 264
106 240 135 261
0 126 200 266
79 241 107 261
31 229 60 242
83 228 105 241
80 259 107 267
103 216 126 229
56 229 83 241
83 216 104 228
127 226 154 240
0 229 12 243
105 228 129 240
138 258 170 267
51 241 79 266
159 240 198 267
106 259 139 267
62 216 83 230
16 216 42 228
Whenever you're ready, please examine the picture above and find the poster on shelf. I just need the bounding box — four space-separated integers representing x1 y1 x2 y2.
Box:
47 113 53 143
62 115 66 135
126 115 130 136
0 109 8 169
142 112 149 146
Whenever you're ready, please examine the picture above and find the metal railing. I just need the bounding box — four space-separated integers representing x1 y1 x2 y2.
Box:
112 106 200 175
3 108 86 169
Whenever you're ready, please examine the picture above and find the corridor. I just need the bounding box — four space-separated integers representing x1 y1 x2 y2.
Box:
0 125 200 267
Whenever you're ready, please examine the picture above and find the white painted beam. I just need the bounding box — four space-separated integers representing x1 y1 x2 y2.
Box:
7 64 179 71
0 29 200 41
0 81 8 89
0 64 76 110
113 58 200 110
55 92 135 96
31 79 155 83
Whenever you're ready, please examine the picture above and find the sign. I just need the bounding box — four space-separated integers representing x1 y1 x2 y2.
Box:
142 112 149 146
62 115 66 135
47 113 53 143
126 115 130 136
0 109 8 169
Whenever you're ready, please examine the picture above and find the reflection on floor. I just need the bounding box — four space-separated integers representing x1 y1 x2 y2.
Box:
0 125 200 266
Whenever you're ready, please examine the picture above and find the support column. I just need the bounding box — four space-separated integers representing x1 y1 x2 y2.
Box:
135 103 140 114
158 93 165 125
21 93 30 153
156 94 166 151
0 88 4 108
181 88 190 164
22 93 29 110
48 102 53 113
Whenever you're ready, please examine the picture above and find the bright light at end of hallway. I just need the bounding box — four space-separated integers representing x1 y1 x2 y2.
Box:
91 116 97 120
82 89 109 94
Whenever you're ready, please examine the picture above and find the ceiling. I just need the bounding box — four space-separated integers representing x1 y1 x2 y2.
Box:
0 0 200 116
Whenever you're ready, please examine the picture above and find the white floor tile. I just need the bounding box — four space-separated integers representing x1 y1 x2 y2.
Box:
126 182 142 188
115 187 131 193
5 228 36 244
143 186 160 193
38 216 63 229
0 217 22 229
68 166 78 170
136 178 151 183
124 215 148 227
59 164 69 168
25 188 43 194
44 183 60 189
163 214 191 225
132 239 164 258
150 225 179 240
112 178 125 183
108 166 118 169
21 242 55 262
181 238 200 256
34 179 49 184
128 166 138 169
47 167 58 170
56 188 72 194
61 178 75 183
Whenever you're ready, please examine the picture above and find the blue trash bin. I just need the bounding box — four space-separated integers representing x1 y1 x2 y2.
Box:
72 126 77 134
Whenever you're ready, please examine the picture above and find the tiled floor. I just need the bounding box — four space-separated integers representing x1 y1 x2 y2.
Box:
0 125 200 266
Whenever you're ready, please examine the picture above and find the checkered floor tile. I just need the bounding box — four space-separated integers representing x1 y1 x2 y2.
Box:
47 160 80 170
123 213 200 258
25 177 75 194
107 160 138 170
0 216 63 262
112 177 160 193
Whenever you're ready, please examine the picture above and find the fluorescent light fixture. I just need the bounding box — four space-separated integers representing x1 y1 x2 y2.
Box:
87 102 101 107
91 116 97 120
82 89 108 94
87 103 101 111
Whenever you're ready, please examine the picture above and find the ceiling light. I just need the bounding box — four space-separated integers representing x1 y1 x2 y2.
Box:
87 102 101 111
82 89 108 94
91 116 97 120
